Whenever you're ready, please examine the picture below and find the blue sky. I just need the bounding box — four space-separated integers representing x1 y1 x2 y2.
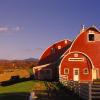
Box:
0 0 99 59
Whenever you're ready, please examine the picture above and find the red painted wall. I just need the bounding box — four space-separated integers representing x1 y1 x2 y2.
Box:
60 52 92 82
38 39 71 65
70 27 100 70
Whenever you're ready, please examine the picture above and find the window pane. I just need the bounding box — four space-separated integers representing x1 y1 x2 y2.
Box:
83 68 89 74
75 70 78 75
64 68 69 74
89 34 94 41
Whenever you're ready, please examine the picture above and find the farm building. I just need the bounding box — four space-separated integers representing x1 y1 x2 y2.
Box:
33 26 100 83
33 39 71 80
59 26 100 83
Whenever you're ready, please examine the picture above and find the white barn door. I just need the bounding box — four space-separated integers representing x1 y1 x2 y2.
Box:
73 68 79 81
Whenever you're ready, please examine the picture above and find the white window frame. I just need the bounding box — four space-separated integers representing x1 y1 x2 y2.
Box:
83 68 89 75
87 31 95 42
68 58 84 62
74 53 78 57
64 68 69 75
65 40 67 44
58 45 61 49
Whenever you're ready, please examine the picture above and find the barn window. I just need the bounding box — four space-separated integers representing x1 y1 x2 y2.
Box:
88 34 95 41
58 45 61 49
83 68 89 74
65 40 67 44
64 68 69 75
74 53 78 57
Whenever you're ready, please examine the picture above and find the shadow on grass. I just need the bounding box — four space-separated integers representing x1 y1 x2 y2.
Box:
0 90 84 100
1 75 34 86
0 92 30 100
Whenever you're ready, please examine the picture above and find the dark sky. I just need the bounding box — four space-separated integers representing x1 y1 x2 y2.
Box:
0 0 99 59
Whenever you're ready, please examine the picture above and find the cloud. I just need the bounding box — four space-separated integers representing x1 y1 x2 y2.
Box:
0 27 9 32
23 48 42 56
12 26 21 31
0 26 22 33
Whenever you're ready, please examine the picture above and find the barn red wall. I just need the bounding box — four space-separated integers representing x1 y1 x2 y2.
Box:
70 27 100 71
60 53 92 82
38 39 71 65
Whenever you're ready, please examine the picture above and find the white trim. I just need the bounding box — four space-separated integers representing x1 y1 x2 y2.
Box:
65 40 68 44
68 57 84 61
92 68 99 80
73 68 79 81
59 51 94 80
33 63 51 69
60 48 70 58
74 53 78 57
87 32 95 42
39 39 71 61
64 68 69 75
58 45 61 49
83 68 89 75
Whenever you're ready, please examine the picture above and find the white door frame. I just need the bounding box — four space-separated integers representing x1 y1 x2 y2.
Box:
92 68 99 80
73 68 79 81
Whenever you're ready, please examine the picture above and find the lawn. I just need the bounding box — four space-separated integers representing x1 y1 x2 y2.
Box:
0 80 81 100
0 80 47 100
0 80 47 93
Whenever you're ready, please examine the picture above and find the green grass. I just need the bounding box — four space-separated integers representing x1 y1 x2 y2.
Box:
0 80 47 100
0 81 79 100
0 80 46 93
0 80 64 100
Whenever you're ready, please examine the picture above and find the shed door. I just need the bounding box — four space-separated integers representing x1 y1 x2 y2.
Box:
73 68 79 81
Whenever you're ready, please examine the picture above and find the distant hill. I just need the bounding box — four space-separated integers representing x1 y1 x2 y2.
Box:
0 58 39 70
24 58 38 61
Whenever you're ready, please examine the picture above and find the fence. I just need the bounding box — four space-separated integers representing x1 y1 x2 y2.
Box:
60 79 100 100
78 83 100 100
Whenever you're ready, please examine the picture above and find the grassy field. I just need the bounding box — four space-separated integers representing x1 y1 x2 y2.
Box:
0 80 81 100
0 80 48 100
0 80 47 93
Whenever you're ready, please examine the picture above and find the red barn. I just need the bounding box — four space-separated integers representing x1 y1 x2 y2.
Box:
59 26 100 83
33 39 71 80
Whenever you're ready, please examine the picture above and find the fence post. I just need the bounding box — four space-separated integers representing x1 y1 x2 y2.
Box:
89 83 92 100
78 83 80 97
